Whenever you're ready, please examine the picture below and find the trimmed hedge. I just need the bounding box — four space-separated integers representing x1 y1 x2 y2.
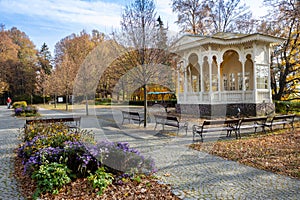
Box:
129 100 177 107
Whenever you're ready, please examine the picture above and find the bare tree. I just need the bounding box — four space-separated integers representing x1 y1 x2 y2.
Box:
207 0 253 33
114 0 175 127
172 0 254 35
172 0 210 35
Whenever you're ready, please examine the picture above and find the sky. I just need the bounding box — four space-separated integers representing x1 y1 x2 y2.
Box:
0 0 267 54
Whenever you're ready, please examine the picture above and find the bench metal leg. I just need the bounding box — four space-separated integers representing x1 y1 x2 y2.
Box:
193 131 203 142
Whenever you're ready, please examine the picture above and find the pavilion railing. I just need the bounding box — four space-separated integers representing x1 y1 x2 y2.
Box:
178 90 269 104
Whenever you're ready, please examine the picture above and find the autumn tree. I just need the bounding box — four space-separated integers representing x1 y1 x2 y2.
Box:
51 30 104 110
172 0 253 35
260 0 300 100
0 28 18 96
0 27 38 102
74 40 125 115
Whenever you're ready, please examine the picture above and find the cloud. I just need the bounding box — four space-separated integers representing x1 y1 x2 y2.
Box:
0 0 180 52
0 0 123 29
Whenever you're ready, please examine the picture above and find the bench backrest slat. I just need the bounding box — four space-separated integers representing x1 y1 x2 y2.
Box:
272 114 295 121
26 117 81 125
203 119 239 126
240 116 267 123
129 112 140 116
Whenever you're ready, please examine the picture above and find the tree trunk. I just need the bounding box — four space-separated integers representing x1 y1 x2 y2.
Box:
54 93 57 108
85 94 89 116
65 91 68 111
143 84 147 127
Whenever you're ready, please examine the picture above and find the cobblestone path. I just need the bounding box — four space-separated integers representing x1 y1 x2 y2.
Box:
0 106 24 199
1 106 299 200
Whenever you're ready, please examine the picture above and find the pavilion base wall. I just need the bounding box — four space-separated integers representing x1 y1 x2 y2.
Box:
176 102 275 118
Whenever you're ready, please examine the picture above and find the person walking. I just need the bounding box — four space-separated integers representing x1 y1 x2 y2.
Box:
6 97 12 109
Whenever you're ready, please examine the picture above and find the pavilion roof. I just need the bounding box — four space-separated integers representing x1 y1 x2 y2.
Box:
171 32 285 51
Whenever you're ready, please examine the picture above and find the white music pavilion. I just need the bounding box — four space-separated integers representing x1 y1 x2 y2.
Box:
173 32 284 116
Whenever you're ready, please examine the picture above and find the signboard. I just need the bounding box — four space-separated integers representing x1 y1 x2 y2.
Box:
58 97 64 103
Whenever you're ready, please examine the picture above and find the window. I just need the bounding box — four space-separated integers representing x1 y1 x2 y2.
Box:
256 65 268 89
238 73 243 90
223 74 228 90
245 72 250 90
212 74 218 91
229 73 235 90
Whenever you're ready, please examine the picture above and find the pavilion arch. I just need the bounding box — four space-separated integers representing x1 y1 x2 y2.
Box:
221 50 242 91
245 54 254 90
220 47 243 60
187 53 200 92
212 55 218 91
202 56 210 92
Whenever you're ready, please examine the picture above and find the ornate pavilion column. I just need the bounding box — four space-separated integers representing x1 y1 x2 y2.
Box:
198 54 203 102
177 61 183 103
188 65 191 92
183 60 187 103
216 54 222 101
241 55 246 101
253 43 257 103
208 46 213 102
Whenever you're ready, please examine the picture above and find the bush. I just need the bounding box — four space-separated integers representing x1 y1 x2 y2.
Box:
275 101 300 114
95 98 113 105
86 141 156 175
12 101 27 109
129 100 177 107
32 162 72 196
13 94 50 104
87 167 114 195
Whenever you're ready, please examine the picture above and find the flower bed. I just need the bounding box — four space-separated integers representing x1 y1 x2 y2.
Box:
13 101 39 117
16 122 178 199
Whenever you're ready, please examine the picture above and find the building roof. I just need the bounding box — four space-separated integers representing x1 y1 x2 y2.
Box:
171 32 285 51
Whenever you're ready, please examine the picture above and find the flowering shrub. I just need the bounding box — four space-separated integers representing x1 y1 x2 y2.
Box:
19 123 98 176
86 141 156 175
18 122 156 198
23 123 83 144
15 107 23 116
12 101 27 108
14 105 39 117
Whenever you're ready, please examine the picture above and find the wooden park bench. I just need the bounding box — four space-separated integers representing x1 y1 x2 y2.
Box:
264 114 296 131
153 114 188 135
234 116 268 139
121 111 144 126
192 119 240 141
25 116 81 130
